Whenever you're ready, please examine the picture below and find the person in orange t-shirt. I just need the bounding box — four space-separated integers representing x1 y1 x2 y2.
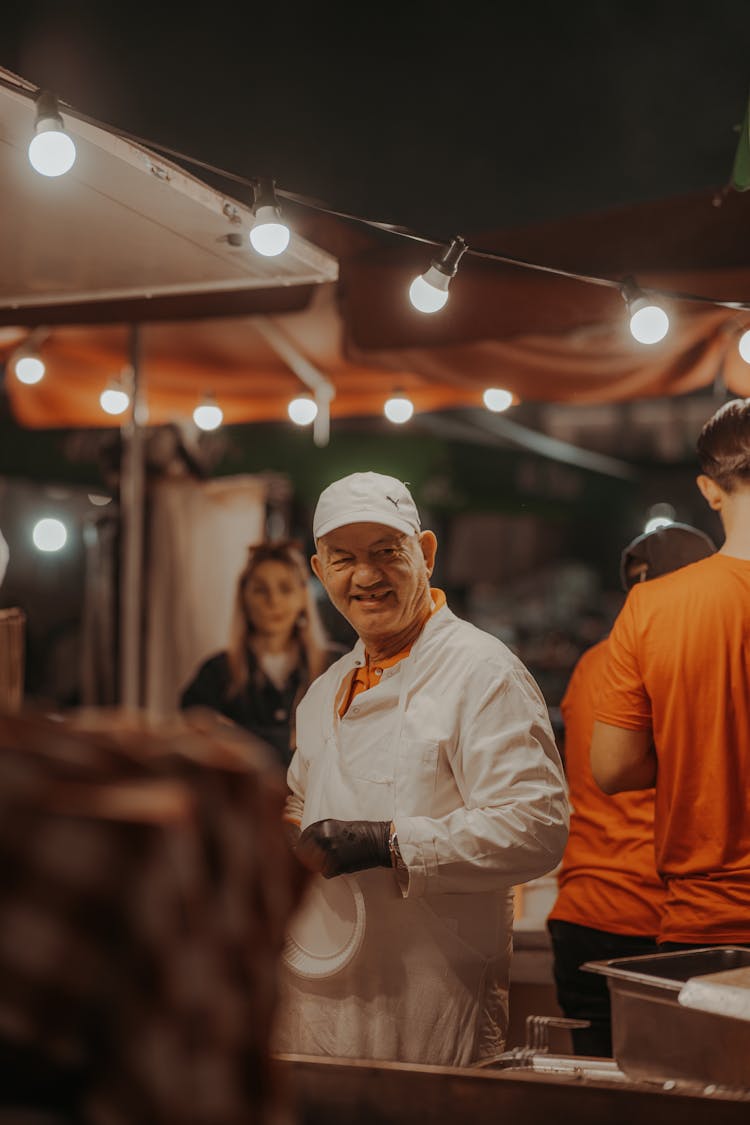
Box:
593 398 750 951
548 523 715 1056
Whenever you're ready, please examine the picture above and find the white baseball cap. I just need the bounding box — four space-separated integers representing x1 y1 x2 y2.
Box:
313 471 421 540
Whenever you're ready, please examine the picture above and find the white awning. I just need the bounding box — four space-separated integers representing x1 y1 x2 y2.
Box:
0 67 338 318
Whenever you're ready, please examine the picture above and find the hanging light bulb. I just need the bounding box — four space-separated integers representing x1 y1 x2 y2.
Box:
32 517 67 553
249 177 291 257
13 352 46 385
738 329 750 364
621 277 669 345
483 387 514 413
28 90 77 178
384 394 414 424
100 377 130 416
409 236 467 314
644 515 674 534
643 502 675 534
630 302 669 345
288 396 318 425
193 396 223 431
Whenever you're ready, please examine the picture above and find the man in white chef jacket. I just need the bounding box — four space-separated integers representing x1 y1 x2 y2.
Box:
275 471 569 1067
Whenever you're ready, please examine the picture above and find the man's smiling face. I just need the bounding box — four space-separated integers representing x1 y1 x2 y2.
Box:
312 522 437 654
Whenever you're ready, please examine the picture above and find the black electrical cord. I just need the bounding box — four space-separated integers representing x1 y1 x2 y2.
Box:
4 71 750 313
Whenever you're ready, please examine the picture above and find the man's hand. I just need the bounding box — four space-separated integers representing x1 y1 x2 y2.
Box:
296 819 391 878
283 819 301 848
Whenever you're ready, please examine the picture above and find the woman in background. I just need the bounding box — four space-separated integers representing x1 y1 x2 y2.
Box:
181 540 335 768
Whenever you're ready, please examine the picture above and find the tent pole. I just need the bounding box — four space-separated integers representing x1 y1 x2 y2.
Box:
419 409 638 481
119 323 146 708
252 316 335 446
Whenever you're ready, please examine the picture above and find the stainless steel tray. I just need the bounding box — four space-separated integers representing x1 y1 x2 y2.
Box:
584 947 750 1094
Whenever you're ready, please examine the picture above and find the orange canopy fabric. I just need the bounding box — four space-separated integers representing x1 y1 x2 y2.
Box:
6 189 750 429
3 287 464 429
336 189 750 404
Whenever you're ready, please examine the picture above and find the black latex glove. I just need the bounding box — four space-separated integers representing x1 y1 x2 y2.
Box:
296 818 391 879
283 819 301 848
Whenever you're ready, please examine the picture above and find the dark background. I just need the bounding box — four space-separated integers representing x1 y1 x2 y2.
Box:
3 1 750 235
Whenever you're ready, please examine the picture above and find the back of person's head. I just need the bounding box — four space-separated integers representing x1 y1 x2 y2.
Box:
697 397 750 492
0 708 308 1123
620 522 716 591
228 539 329 696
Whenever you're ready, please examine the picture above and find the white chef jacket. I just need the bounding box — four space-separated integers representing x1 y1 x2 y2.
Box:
274 601 568 1066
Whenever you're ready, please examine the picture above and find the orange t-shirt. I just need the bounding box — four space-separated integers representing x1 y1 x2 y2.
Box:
549 638 664 936
338 589 446 717
595 553 750 944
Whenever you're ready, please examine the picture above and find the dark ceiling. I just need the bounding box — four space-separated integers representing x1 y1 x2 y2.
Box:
3 0 750 238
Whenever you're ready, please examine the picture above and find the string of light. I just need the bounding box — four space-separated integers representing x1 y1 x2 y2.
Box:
16 81 750 312
9 78 750 432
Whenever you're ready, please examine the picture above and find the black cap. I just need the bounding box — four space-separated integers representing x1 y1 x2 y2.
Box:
620 523 716 592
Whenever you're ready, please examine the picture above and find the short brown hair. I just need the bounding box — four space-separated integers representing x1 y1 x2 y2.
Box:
697 398 750 492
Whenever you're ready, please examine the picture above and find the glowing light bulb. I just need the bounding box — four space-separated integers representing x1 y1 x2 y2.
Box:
29 128 76 177
249 180 290 257
33 517 67 552
408 236 467 315
483 387 513 413
14 355 46 384
644 502 675 535
409 271 449 314
28 93 76 177
249 208 291 257
620 278 670 346
193 400 223 431
100 387 130 415
629 302 669 344
384 396 414 424
288 396 318 425
644 516 674 534
739 329 750 364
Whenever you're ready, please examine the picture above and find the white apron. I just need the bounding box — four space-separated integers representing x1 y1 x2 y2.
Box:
274 606 567 1066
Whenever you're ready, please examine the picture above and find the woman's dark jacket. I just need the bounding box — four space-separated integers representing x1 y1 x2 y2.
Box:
180 652 303 769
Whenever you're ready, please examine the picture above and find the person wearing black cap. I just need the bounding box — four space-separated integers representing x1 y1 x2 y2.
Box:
548 521 715 1057
618 522 715 590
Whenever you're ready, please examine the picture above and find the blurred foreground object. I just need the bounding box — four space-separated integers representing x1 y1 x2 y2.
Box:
0 708 307 1124
0 608 25 712
0 528 8 587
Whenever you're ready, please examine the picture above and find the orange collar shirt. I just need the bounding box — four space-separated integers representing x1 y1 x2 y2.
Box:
549 638 665 937
338 589 447 717
595 553 750 945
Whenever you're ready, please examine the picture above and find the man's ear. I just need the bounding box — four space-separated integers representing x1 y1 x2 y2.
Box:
697 474 724 511
311 553 324 583
419 530 438 576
